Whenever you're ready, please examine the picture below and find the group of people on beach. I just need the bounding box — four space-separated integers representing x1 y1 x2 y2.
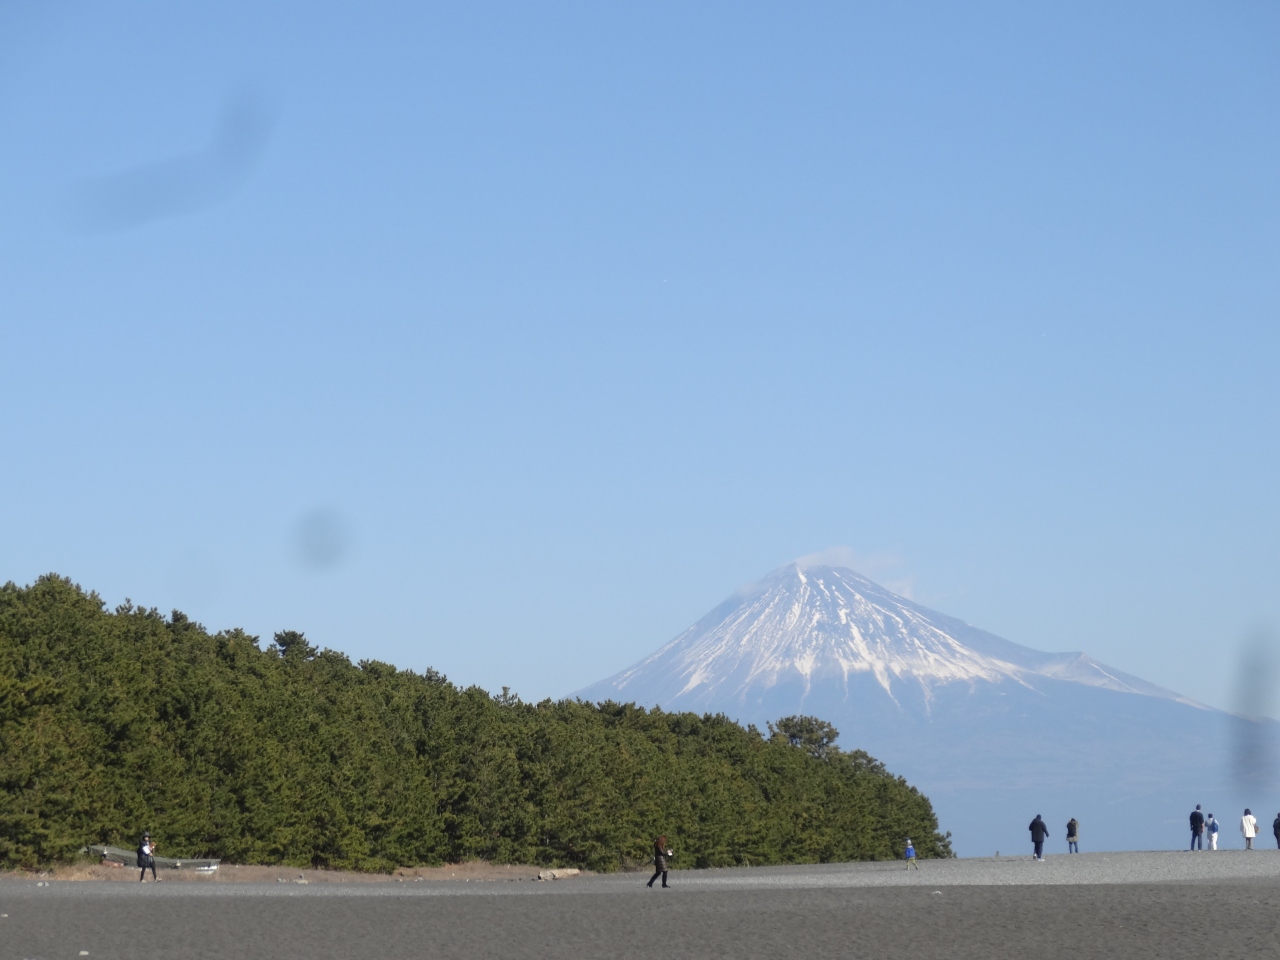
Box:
138 808 1280 884
1019 806 1280 861
1188 805 1280 851
1027 815 1077 860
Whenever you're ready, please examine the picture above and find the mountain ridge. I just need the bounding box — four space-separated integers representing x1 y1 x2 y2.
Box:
580 563 1205 715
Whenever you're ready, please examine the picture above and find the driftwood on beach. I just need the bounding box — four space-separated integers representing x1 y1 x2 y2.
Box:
86 845 220 873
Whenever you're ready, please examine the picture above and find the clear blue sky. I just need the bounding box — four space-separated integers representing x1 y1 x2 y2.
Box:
3 1 1278 714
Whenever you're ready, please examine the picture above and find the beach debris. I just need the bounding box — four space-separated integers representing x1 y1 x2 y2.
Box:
88 845 219 873
537 868 581 881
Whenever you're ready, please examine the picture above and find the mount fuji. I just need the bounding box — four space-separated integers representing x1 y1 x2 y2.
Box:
577 564 1274 855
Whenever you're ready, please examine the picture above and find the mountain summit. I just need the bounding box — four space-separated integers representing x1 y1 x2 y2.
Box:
585 563 1199 715
578 563 1252 855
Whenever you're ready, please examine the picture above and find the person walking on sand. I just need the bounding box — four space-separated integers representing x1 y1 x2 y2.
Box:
905 839 919 870
137 832 158 882
647 835 672 888
1189 805 1205 851
1029 814 1050 861
1206 814 1220 850
1066 818 1079 854
1241 809 1258 850
1272 813 1280 850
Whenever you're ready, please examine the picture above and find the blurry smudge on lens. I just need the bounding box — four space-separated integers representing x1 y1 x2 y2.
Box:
1230 626 1279 792
294 509 351 571
67 90 274 232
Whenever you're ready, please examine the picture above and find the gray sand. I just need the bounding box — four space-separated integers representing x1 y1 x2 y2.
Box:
4 852 1280 959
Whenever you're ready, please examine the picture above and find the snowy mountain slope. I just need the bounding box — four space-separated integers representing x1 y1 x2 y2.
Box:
575 563 1262 856
579 563 1203 714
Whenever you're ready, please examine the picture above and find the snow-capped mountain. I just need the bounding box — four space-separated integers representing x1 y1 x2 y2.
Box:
577 563 1270 855
584 563 1201 714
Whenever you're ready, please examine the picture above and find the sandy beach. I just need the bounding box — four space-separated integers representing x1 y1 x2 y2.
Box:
2 860 548 885
4 853 1280 959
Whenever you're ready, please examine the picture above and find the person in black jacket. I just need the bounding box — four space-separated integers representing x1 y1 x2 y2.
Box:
1029 815 1050 861
1190 805 1205 851
646 835 672 889
137 832 158 882
1273 813 1280 850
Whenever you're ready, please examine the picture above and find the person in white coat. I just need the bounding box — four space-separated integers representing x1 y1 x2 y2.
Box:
1241 809 1258 850
1206 814 1219 850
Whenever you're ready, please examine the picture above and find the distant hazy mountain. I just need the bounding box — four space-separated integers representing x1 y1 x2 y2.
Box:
577 564 1275 855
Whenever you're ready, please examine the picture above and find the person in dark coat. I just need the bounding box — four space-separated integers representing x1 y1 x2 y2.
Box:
1065 818 1079 854
1029 815 1050 861
1190 805 1205 851
137 832 158 882
1273 813 1280 850
647 835 672 888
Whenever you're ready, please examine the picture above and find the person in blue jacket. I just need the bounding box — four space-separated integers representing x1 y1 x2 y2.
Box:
904 838 919 870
